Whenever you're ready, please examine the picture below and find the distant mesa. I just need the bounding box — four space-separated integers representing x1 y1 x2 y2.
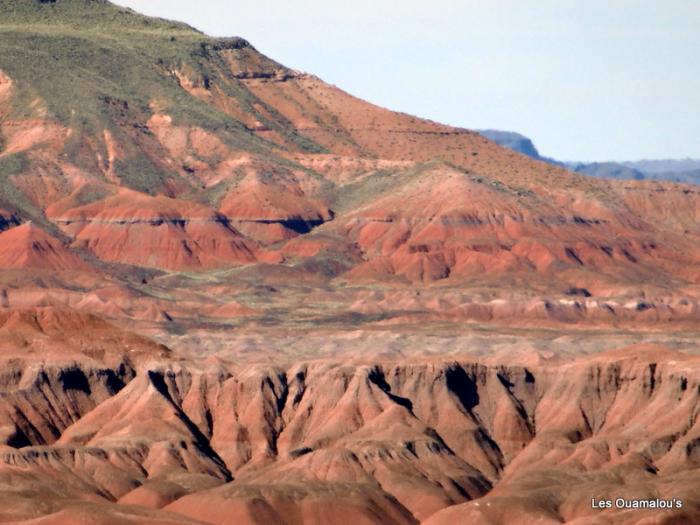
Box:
479 129 700 184
477 129 543 160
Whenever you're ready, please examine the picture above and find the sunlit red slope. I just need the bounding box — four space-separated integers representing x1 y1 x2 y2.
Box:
0 0 699 291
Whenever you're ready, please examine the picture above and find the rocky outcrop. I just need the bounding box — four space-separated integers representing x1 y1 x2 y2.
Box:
0 334 698 524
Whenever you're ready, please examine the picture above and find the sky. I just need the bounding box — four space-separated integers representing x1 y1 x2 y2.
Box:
113 0 700 162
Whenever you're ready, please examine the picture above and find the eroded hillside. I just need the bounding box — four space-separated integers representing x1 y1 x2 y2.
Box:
0 1 699 524
0 310 698 524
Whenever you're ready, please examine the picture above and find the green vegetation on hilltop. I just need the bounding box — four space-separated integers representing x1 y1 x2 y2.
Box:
0 0 324 196
0 0 254 132
0 0 201 38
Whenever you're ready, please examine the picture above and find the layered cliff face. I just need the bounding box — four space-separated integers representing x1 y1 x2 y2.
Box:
0 322 698 524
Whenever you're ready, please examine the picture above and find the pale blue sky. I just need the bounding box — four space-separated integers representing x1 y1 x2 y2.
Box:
114 0 699 161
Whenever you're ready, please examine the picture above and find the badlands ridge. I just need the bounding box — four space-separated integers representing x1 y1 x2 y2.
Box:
0 1 698 523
